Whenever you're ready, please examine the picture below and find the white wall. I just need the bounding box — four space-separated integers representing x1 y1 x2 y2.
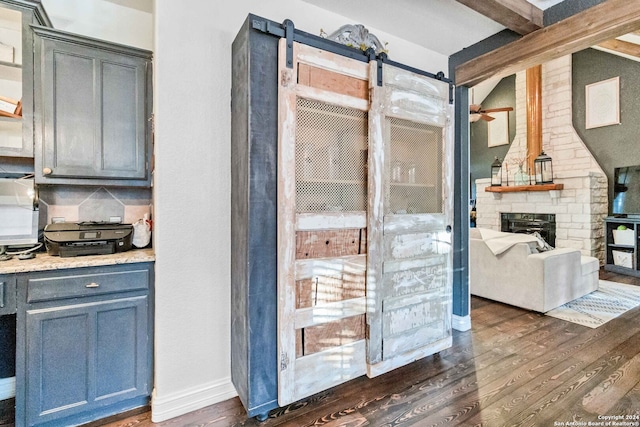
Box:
152 0 448 421
42 0 153 50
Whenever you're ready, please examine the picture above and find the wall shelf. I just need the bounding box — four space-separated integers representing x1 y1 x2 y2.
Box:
604 217 640 277
485 183 564 193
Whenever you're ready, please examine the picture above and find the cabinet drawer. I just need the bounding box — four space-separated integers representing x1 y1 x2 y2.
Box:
26 268 149 303
0 275 17 315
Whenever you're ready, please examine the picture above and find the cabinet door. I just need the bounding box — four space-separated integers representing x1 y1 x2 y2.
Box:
367 63 454 376
33 26 152 185
23 295 149 426
277 39 370 406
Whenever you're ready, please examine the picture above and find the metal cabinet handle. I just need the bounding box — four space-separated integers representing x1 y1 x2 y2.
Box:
42 167 52 175
0 282 4 308
85 282 100 288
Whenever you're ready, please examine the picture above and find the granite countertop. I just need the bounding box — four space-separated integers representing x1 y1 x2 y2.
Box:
0 248 155 274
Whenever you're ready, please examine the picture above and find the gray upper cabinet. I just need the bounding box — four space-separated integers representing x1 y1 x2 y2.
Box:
0 0 50 158
32 26 153 186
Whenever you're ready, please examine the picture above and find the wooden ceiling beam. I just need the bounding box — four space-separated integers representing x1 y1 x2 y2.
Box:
597 38 640 58
455 0 640 87
455 0 543 35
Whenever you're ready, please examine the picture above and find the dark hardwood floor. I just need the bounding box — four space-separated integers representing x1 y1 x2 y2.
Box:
4 270 640 427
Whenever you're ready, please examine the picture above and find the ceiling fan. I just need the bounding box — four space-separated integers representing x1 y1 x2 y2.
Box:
469 104 513 122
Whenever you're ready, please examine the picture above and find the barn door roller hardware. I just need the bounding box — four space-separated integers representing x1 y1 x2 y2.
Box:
250 15 454 103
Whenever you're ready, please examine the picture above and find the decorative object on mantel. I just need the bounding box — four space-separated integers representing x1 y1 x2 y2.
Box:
534 151 553 184
491 157 502 186
508 156 530 186
514 164 529 186
585 76 620 129
321 24 388 54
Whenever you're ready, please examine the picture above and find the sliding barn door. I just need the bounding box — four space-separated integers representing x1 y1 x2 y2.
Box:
277 39 370 405
366 63 454 376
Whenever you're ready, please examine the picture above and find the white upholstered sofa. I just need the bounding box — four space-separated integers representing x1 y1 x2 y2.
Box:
470 228 600 312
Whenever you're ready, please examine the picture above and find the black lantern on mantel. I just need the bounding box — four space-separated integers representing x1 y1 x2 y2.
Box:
491 157 502 186
534 151 554 184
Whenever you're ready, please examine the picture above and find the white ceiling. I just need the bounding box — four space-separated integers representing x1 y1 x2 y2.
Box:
302 0 565 56
104 0 153 13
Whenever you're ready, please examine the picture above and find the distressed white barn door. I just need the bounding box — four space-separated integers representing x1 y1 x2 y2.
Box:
366 62 454 376
277 39 371 405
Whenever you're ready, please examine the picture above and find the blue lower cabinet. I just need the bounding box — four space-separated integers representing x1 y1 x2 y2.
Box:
15 263 154 427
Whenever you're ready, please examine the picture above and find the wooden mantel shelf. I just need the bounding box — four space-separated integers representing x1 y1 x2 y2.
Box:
485 183 564 193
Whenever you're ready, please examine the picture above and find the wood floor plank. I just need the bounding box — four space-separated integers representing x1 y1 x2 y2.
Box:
359 340 549 425
369 317 600 426
266 327 500 426
422 326 602 425
464 357 587 426
504 329 640 426
580 350 640 414
282 344 508 427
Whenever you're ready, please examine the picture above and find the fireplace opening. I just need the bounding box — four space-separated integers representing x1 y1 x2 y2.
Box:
501 213 556 247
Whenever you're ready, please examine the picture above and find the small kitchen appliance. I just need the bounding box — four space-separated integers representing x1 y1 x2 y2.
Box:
44 221 133 257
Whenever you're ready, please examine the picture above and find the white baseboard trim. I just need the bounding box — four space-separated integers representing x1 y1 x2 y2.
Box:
452 314 471 331
0 377 15 400
151 377 238 422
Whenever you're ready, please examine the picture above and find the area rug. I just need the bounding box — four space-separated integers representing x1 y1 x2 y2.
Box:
545 280 640 328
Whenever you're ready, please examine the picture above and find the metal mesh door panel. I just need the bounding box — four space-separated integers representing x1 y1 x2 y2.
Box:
387 117 443 215
295 98 368 213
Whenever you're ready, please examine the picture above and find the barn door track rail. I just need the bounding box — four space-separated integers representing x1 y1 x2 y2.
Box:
249 14 454 103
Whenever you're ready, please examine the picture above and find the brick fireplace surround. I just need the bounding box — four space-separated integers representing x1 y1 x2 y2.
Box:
475 55 607 263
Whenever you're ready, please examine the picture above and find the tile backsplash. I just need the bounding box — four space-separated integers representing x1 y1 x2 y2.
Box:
38 185 152 229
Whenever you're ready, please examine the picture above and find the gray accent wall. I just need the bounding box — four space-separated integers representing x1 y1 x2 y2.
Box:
544 0 606 26
572 48 640 213
469 75 516 200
